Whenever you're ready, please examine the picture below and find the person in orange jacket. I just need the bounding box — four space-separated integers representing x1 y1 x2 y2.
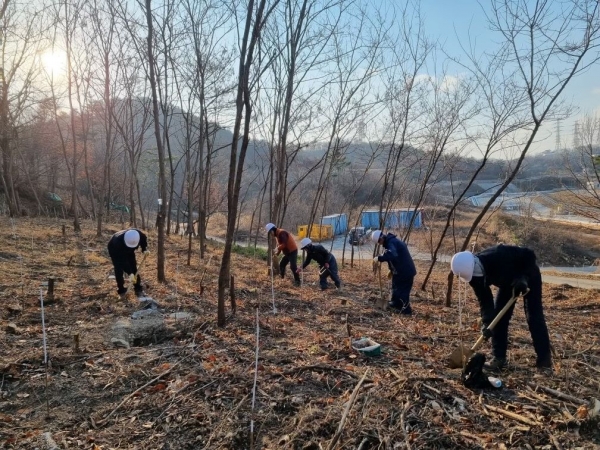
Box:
266 223 301 286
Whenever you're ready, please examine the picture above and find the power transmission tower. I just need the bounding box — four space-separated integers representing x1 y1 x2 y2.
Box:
555 119 562 151
573 120 580 149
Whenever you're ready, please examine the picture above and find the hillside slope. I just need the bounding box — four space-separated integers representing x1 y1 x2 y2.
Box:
0 218 599 449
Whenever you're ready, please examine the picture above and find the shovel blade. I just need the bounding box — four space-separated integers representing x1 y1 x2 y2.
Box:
449 345 474 369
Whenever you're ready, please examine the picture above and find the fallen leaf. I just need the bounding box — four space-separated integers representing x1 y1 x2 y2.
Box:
147 383 167 393
576 405 588 419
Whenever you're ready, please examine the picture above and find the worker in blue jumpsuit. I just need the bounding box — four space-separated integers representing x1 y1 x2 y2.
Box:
372 230 416 315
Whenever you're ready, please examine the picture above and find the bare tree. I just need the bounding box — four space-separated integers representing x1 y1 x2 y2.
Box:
374 4 432 235
87 0 118 236
63 0 84 231
304 5 385 236
0 0 44 216
443 0 600 305
562 113 600 221
217 0 281 327
144 0 168 281
268 0 344 225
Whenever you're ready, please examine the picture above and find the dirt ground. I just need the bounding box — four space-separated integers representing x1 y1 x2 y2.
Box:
1 218 599 449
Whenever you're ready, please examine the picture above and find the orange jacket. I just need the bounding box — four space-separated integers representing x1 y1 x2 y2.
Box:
274 228 298 254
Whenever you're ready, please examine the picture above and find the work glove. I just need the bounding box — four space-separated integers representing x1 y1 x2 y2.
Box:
296 267 302 274
142 250 150 255
512 278 528 296
324 263 329 269
387 270 392 280
481 326 493 340
373 256 380 263
129 273 137 283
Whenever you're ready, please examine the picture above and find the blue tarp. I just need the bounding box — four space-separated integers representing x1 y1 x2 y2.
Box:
361 209 422 229
320 213 348 235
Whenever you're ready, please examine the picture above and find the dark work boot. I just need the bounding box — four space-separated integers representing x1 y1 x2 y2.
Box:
388 302 412 315
536 356 552 368
536 356 553 375
484 357 506 371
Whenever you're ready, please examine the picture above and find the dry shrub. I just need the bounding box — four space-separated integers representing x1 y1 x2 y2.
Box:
488 213 600 265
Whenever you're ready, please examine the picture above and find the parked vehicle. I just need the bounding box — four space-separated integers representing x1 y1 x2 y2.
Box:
348 226 367 246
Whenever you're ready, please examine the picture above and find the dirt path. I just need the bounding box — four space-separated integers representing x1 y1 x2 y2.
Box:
213 236 600 290
541 272 600 289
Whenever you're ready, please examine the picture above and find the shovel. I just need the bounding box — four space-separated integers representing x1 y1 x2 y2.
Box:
130 251 149 285
372 261 386 310
449 288 527 369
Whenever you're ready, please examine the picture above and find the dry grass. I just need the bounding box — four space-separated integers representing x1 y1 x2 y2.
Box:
0 217 599 449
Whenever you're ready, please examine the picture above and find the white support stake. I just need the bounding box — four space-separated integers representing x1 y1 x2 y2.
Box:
40 289 48 365
250 308 260 444
270 255 277 314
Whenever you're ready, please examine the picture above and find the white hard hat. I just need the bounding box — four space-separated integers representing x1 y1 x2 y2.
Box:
371 230 382 243
451 251 475 282
124 229 140 248
265 223 276 233
300 238 312 249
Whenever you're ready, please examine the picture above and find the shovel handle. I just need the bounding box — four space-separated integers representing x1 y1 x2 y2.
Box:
133 252 149 284
470 288 528 353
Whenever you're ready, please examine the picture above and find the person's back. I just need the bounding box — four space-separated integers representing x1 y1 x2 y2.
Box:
373 231 415 314
274 228 298 254
305 244 330 266
108 228 147 256
476 244 537 287
383 233 416 277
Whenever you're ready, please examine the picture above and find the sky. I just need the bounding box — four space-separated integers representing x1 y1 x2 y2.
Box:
418 0 600 154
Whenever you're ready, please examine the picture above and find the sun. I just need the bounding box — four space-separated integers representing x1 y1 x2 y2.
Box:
40 49 67 77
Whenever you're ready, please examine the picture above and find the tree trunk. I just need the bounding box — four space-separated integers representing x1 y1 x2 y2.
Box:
145 0 167 282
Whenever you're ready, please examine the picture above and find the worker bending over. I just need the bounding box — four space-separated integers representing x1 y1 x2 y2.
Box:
266 223 301 287
107 228 149 299
297 238 341 290
451 244 552 371
372 230 416 315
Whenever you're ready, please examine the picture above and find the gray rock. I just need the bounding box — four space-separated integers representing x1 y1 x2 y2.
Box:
111 338 130 349
131 309 162 320
7 304 22 314
110 311 167 348
6 323 21 334
168 312 193 321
